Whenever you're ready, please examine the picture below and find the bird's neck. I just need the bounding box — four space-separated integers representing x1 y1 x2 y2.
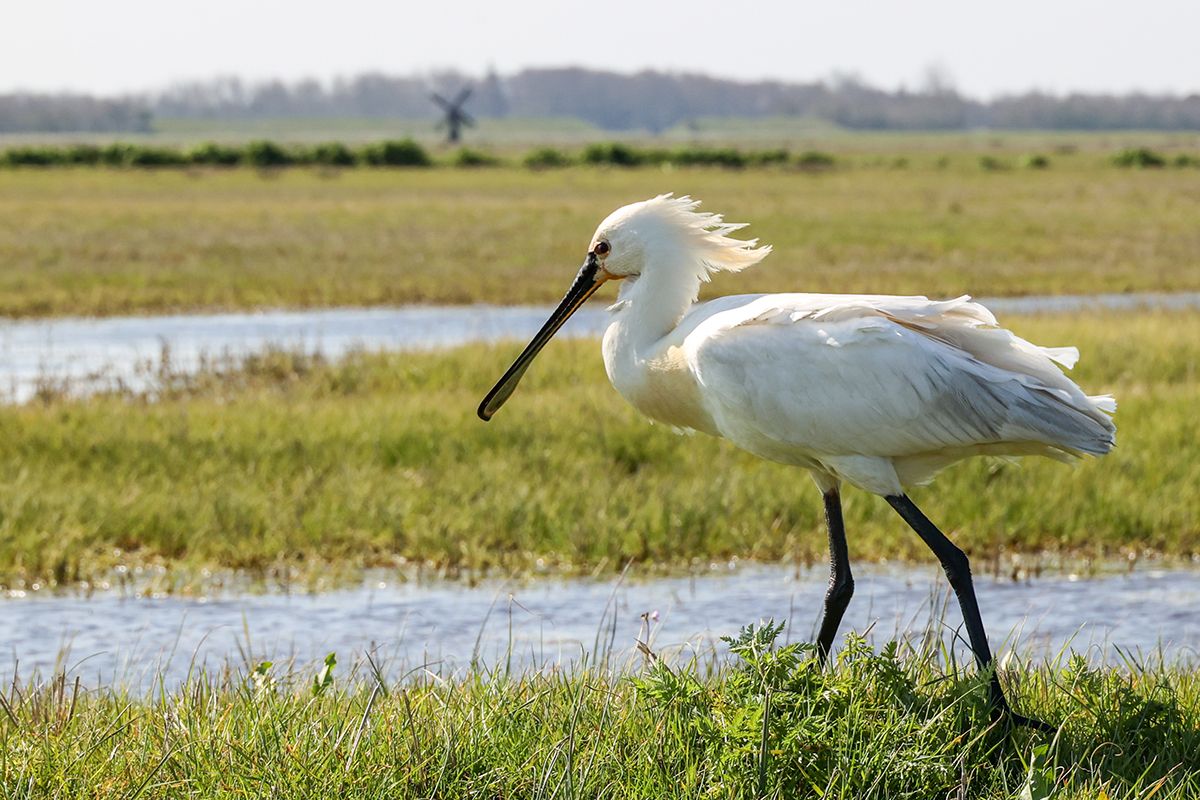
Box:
609 262 702 351
601 259 716 435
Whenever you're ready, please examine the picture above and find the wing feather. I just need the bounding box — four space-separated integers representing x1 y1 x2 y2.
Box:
685 294 1115 461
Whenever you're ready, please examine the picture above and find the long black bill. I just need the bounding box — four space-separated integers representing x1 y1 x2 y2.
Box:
477 254 606 421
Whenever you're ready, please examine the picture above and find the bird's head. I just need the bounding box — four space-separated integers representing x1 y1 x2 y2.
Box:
478 194 769 421
588 193 771 280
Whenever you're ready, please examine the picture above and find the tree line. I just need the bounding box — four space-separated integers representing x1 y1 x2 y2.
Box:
0 93 151 134
3 68 1199 133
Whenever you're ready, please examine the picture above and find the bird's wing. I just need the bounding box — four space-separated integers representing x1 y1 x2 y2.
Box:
684 294 1115 459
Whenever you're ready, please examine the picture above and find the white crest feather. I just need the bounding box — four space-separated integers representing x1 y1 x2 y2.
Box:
642 193 771 279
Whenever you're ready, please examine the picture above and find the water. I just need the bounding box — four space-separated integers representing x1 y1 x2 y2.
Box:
2 292 1197 403
0 305 597 403
4 564 1197 690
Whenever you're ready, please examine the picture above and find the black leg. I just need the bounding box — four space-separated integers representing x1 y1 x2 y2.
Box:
815 488 854 664
886 494 1051 733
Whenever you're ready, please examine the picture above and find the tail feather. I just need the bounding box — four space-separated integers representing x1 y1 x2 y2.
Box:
916 302 1118 456
1011 386 1116 457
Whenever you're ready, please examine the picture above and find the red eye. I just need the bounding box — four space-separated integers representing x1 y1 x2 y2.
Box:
594 241 611 256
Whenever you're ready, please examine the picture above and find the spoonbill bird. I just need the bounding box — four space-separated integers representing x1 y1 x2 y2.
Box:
478 195 1115 729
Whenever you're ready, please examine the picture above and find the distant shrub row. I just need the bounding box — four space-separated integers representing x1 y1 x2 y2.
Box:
0 139 435 168
571 143 834 171
972 150 1199 171
3 141 1197 171
0 140 835 171
1111 147 1199 168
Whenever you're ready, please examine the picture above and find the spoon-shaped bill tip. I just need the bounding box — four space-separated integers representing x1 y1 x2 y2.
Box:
477 255 605 421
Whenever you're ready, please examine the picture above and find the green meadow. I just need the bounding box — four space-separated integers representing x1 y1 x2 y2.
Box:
1 310 1196 592
1 158 1199 318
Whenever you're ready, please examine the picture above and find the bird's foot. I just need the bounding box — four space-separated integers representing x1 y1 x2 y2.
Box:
985 674 1054 734
990 697 1054 734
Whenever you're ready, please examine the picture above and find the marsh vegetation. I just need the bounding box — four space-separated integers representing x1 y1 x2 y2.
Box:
1 310 1196 591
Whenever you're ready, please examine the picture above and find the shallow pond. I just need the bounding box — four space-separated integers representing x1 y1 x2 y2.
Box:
2 292 1198 402
4 563 1197 691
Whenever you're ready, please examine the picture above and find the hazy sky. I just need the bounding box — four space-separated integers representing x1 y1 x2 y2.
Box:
2 0 1197 98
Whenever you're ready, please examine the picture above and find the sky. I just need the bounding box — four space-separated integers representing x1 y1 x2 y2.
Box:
2 0 1197 98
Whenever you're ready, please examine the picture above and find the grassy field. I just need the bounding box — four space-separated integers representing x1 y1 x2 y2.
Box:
2 136 1198 799
1 160 1199 318
3 624 1198 798
1 309 1196 592
2 142 1198 796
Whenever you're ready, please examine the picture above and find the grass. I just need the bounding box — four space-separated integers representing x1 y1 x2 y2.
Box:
1 161 1199 317
2 623 1198 798
1 309 1196 592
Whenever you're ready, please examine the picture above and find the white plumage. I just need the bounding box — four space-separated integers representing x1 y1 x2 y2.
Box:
479 193 1116 730
594 196 1115 496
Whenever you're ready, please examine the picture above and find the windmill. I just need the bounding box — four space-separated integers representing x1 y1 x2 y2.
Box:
431 86 474 144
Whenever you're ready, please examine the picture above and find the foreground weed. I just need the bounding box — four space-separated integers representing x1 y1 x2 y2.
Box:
2 626 1197 797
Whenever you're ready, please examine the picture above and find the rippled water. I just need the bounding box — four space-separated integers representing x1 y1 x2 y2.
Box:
4 564 1197 690
2 292 1197 403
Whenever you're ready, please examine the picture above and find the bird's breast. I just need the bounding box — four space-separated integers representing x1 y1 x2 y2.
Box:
602 323 716 435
